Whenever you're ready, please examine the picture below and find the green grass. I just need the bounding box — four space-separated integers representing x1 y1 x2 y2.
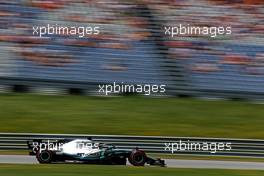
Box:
0 93 264 138
0 150 28 155
0 164 263 176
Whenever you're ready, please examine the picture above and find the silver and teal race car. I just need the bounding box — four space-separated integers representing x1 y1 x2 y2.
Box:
31 139 165 167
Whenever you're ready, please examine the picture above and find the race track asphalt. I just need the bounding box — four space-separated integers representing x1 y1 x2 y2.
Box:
0 155 264 170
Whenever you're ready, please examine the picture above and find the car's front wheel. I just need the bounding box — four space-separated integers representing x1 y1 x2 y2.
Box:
36 150 54 164
128 149 147 166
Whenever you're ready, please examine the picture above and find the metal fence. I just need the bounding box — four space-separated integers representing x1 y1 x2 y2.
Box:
0 133 264 158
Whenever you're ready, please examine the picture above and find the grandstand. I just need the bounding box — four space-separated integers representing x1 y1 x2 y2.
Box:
0 0 263 99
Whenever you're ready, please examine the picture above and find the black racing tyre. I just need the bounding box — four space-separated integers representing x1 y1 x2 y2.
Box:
128 149 147 166
36 150 54 164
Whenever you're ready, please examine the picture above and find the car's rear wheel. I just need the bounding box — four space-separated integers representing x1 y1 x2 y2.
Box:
36 150 54 164
128 149 147 166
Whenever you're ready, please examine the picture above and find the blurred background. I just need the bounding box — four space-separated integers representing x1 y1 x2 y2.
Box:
0 2 264 175
0 0 263 99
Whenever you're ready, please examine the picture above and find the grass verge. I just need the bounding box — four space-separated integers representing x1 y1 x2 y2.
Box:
0 164 264 176
0 93 264 138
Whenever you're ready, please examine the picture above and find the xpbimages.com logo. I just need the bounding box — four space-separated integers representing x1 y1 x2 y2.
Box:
32 24 100 38
164 24 232 38
98 82 166 95
164 140 232 154
32 140 100 153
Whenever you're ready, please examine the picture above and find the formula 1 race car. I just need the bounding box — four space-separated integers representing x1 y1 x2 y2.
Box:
30 139 165 167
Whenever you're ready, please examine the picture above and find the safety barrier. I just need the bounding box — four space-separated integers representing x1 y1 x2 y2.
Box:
0 133 264 158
